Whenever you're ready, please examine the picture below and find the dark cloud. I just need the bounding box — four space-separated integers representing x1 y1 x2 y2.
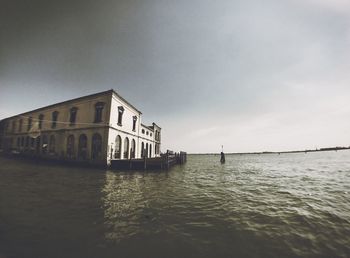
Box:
1 0 349 152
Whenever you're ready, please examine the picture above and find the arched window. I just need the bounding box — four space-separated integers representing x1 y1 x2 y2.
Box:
49 135 56 153
91 133 102 160
141 142 144 158
131 139 136 158
114 135 121 159
66 135 75 159
42 135 48 154
123 137 129 159
146 143 149 158
149 144 152 158
78 134 88 160
94 102 105 123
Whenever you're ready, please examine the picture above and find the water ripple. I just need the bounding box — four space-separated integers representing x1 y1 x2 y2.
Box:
1 151 350 257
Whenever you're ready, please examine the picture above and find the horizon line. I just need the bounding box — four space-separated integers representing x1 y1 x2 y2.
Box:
187 146 350 155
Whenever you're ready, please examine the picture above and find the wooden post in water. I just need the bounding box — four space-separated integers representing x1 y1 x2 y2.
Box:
178 151 187 164
143 156 147 170
161 154 166 169
166 153 169 170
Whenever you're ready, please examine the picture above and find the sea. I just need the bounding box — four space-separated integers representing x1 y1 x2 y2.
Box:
0 151 349 258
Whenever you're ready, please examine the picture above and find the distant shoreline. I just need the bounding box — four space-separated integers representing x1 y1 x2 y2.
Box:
190 147 350 155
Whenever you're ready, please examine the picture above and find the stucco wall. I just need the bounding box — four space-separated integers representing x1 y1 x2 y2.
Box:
1 92 112 165
106 93 160 163
1 90 162 166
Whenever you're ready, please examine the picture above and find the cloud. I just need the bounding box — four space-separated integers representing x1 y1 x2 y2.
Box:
301 0 350 13
1 0 350 152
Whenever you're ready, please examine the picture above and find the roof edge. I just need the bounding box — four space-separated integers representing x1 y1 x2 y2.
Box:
111 90 142 115
0 89 114 121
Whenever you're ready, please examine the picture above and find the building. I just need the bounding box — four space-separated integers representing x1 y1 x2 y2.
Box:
0 90 161 166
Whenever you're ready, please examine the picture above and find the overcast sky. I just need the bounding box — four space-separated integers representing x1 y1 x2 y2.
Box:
1 0 350 153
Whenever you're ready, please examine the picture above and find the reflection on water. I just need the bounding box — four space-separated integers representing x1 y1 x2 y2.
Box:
103 172 147 241
1 151 350 258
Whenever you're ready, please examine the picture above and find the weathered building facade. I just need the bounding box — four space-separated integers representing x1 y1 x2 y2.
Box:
0 90 161 166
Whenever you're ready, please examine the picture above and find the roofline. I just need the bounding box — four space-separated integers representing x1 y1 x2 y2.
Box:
152 122 162 129
0 89 115 121
111 90 142 115
141 122 162 130
141 123 153 131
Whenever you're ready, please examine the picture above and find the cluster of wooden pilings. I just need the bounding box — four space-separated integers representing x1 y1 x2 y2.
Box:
162 150 187 169
110 150 187 170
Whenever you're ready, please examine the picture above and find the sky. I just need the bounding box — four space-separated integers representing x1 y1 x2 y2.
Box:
1 0 350 153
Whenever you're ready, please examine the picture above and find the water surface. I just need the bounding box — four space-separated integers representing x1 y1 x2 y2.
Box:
0 151 350 257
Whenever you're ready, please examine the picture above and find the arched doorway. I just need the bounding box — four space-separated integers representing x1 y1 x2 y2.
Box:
42 135 48 154
146 143 149 158
49 135 55 153
123 137 129 159
149 144 152 158
141 142 144 158
35 136 41 154
78 134 88 160
131 139 136 158
114 135 121 159
25 136 30 149
91 133 102 160
66 135 75 159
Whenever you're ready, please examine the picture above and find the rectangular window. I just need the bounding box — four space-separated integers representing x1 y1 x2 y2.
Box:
69 107 78 125
117 106 124 126
39 114 44 129
27 117 32 131
12 120 16 132
19 119 23 132
52 111 58 128
132 116 137 131
94 102 105 123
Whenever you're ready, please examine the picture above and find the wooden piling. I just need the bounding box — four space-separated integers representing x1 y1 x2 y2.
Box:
110 150 187 171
